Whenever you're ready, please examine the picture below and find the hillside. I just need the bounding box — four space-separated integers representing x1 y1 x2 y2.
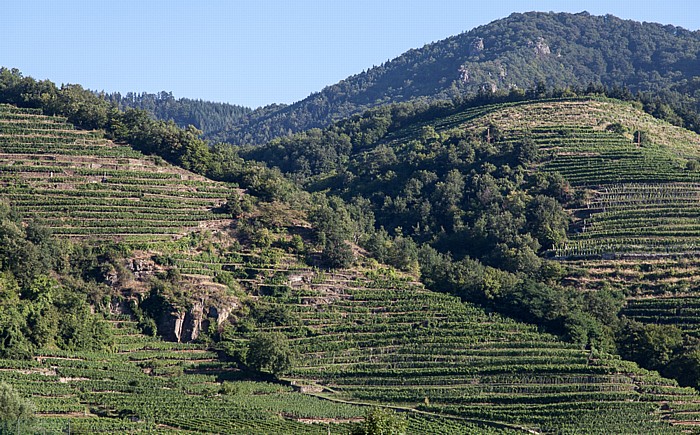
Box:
217 11 700 144
104 91 253 141
0 104 234 242
11 259 700 434
244 95 700 391
3 101 700 432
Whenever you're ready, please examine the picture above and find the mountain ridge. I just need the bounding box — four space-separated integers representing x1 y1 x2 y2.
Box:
213 11 700 144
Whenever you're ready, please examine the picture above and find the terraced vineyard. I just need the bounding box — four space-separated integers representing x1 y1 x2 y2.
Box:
427 98 700 340
0 104 234 244
110 233 700 433
381 98 700 263
8 311 565 433
358 97 700 366
3 318 373 434
5 99 700 432
232 265 700 434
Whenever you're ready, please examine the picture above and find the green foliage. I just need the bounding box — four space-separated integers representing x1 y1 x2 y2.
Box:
417 244 619 350
287 234 305 254
0 383 35 432
686 159 700 171
215 12 700 144
605 122 627 135
246 301 298 328
249 99 575 276
0 68 304 205
666 349 700 389
105 91 251 140
0 210 114 358
245 331 295 376
351 408 407 435
321 233 355 269
525 195 569 250
617 320 684 371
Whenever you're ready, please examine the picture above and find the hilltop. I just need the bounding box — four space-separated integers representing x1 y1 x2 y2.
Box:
104 91 252 142
213 11 700 144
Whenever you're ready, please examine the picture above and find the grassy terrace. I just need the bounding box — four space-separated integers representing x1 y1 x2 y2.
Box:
0 104 235 243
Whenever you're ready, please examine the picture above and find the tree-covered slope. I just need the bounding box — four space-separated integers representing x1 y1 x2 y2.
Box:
7 101 700 434
104 91 253 141
246 94 700 394
219 11 700 144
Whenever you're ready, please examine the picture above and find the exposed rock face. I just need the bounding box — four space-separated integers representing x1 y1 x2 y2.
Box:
109 298 132 316
129 257 157 280
470 37 485 56
181 301 204 343
208 306 233 326
156 299 235 343
109 249 239 343
459 65 470 83
533 37 551 57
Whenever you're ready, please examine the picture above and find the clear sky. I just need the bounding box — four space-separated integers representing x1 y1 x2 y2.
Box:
2 1 698 108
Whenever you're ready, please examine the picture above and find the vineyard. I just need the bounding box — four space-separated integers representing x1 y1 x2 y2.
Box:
144 228 700 433
27 237 697 433
0 104 235 243
228 263 700 434
2 318 370 434
423 98 700 346
4 99 700 432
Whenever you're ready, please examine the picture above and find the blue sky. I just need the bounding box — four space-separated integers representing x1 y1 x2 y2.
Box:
2 1 699 108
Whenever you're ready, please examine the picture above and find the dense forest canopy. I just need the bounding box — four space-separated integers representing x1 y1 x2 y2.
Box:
104 91 252 141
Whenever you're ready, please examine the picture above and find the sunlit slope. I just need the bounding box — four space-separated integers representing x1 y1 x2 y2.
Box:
4 317 367 434
370 96 700 342
218 259 700 434
381 97 700 256
6 100 700 433
429 98 700 339
0 104 234 244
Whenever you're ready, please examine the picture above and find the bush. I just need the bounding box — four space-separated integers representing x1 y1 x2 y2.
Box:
351 408 406 435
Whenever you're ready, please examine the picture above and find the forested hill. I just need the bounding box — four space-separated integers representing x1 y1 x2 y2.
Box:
218 11 700 145
105 91 252 140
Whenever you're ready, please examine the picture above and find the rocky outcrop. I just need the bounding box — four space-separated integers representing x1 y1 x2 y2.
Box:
109 298 133 316
129 257 157 280
459 65 470 83
469 37 484 56
532 37 551 57
156 299 236 343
